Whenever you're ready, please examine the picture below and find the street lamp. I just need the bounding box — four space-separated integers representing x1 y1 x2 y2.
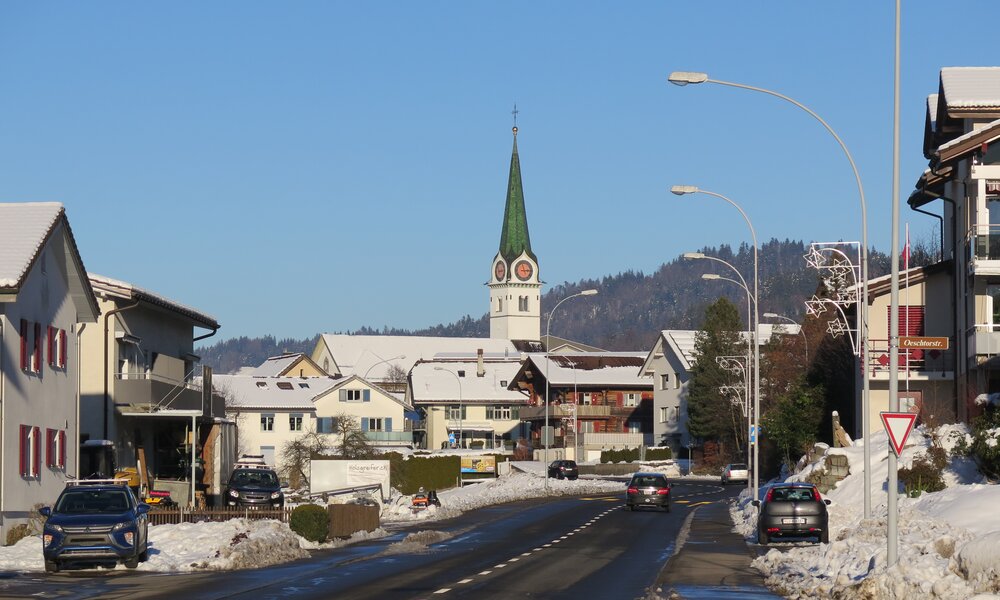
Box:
434 367 463 449
668 70 872 518
763 312 809 363
673 185 760 504
364 354 406 380
701 271 754 494
544 289 599 493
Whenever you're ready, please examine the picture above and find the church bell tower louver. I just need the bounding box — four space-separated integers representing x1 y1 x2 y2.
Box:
488 122 541 342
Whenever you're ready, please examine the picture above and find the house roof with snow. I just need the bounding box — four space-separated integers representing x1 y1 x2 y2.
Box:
214 375 336 411
510 352 653 389
408 358 527 405
0 202 99 320
640 330 700 375
252 353 328 377
90 273 219 330
316 374 412 410
312 334 519 381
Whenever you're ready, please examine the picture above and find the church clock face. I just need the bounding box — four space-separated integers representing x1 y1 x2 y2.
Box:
514 260 534 281
494 261 506 281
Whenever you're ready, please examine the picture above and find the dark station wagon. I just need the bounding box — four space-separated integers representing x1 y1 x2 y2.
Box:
752 482 831 544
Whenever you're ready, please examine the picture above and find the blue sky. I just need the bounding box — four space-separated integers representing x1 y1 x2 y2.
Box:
1 2 996 342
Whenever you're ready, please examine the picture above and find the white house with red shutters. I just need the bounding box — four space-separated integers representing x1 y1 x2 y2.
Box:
0 203 99 539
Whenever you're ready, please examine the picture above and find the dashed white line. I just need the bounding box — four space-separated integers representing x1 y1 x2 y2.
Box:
479 570 492 576
509 557 520 562
458 579 473 584
434 589 451 595
521 552 533 556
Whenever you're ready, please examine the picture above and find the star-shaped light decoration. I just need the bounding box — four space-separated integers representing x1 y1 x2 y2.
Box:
804 246 827 270
827 317 851 338
806 296 829 317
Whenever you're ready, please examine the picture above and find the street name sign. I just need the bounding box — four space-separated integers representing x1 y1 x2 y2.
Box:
880 411 917 457
900 336 949 350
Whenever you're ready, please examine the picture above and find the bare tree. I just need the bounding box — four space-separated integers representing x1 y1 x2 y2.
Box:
333 413 376 460
279 431 332 489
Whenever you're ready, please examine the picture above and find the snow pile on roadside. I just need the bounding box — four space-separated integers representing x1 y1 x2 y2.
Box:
382 472 624 523
139 519 309 571
733 425 1000 599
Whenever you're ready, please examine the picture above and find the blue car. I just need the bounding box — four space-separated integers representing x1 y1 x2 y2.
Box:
40 481 150 572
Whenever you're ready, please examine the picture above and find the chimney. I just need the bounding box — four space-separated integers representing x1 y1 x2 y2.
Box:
477 348 485 377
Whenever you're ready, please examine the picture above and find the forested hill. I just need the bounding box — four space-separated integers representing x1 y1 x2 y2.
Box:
198 238 927 373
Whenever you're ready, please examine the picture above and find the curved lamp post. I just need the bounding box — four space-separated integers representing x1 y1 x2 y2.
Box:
668 70 871 518
544 289 598 494
763 312 809 363
434 367 463 448
701 272 754 493
363 354 405 380
673 185 760 504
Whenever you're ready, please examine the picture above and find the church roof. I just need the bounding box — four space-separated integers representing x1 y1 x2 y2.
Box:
498 127 537 264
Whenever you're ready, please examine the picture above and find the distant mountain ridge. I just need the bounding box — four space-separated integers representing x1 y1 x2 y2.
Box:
197 239 923 374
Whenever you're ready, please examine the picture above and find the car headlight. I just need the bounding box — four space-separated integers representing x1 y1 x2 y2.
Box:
229 489 240 498
270 491 282 500
111 521 132 532
123 531 134 545
43 534 54 548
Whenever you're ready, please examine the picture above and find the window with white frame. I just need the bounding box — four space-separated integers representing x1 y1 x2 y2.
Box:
659 407 668 423
660 374 669 390
19 425 40 478
582 392 592 405
447 405 466 420
260 414 275 431
368 418 384 432
289 414 303 431
518 296 528 312
487 405 513 420
626 421 641 433
580 420 595 433
46 428 66 469
624 393 638 407
673 373 681 389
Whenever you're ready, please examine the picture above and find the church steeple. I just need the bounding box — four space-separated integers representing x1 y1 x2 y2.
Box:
498 126 537 265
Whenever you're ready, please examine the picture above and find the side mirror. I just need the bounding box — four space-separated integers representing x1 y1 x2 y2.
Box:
38 507 51 518
137 503 151 515
751 500 760 507
824 499 832 505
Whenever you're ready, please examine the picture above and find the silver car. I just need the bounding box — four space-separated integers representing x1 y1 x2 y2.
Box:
721 463 749 485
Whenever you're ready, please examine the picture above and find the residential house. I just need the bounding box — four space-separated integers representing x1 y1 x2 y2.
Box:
252 353 328 378
509 352 654 460
0 203 99 538
408 354 528 450
312 375 415 449
908 66 1000 421
79 274 230 506
639 331 698 456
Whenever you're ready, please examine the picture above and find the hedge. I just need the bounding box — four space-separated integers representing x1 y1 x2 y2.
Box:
383 453 510 494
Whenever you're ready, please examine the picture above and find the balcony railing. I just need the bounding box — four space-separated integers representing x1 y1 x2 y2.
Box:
968 325 1000 358
519 405 612 420
577 432 647 448
866 339 954 374
114 372 206 413
969 225 1000 262
364 431 414 443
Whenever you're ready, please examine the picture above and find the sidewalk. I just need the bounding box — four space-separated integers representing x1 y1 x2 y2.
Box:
652 500 781 599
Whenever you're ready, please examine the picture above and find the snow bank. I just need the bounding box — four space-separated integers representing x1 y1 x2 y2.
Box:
734 425 1000 598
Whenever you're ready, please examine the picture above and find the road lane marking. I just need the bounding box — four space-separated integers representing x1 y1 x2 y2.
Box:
458 579 473 584
522 552 533 556
509 557 520 562
689 501 712 507
434 589 450 594
495 563 507 568
479 571 492 575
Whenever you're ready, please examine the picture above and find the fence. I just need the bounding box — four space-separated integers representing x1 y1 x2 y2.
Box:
147 506 293 526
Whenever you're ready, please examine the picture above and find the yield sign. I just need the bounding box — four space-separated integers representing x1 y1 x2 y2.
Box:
880 411 917 457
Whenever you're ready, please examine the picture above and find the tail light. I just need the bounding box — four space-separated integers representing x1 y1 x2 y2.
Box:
808 528 820 532
812 488 823 502
657 488 670 496
765 488 775 502
766 528 780 533
627 487 638 494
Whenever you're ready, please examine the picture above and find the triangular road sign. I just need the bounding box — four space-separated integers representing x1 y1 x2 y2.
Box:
880 411 918 457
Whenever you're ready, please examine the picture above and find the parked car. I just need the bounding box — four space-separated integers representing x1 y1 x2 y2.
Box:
752 482 831 544
547 460 579 480
40 480 150 572
625 472 671 512
721 463 749 485
225 462 285 508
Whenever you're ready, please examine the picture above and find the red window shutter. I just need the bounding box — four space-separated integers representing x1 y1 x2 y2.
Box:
33 322 41 372
18 425 27 476
19 320 27 370
60 330 67 368
32 427 41 476
47 326 55 366
59 431 66 468
45 429 54 467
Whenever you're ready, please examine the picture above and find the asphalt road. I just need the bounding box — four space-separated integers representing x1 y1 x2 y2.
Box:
0 480 740 600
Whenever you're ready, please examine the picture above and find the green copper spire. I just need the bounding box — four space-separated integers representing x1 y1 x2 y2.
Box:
498 126 537 264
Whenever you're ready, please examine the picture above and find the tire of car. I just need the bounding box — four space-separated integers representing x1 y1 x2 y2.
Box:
664 503 671 513
820 529 829 544
721 477 727 485
758 529 770 545
124 555 140 569
44 560 59 573
625 504 633 511
557 472 564 480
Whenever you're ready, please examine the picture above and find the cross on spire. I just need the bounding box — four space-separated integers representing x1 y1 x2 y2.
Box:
512 103 519 129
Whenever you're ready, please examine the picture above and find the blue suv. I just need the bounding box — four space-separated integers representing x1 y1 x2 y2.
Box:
40 481 150 572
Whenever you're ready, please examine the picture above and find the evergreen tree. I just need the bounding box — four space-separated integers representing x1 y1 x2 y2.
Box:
687 298 745 463
762 379 825 469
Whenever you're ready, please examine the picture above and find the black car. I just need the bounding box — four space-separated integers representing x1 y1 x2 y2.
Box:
625 472 671 512
752 482 831 544
225 465 285 508
40 481 150 572
547 460 579 480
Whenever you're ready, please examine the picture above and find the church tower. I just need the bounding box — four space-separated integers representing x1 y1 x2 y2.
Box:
489 125 541 341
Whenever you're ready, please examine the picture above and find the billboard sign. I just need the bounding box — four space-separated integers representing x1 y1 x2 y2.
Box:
460 456 496 474
309 459 390 500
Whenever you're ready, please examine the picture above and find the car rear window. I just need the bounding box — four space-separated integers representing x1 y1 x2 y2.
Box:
770 487 816 502
730 464 747 470
631 475 667 487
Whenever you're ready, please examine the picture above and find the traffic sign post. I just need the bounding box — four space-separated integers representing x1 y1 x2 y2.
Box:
880 412 917 457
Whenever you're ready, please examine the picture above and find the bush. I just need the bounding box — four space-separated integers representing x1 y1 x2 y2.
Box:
5 524 30 546
898 450 946 497
646 447 672 461
289 504 329 543
969 404 1000 479
599 447 671 463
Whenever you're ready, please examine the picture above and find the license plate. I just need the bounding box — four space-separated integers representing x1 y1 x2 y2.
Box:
782 517 806 524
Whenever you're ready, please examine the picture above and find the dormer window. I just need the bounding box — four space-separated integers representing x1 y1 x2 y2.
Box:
276 382 293 390
256 381 268 389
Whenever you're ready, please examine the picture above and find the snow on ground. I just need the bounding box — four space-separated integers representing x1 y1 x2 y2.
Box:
1 460 638 573
730 424 1000 599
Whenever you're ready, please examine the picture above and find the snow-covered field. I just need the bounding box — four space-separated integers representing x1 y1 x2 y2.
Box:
731 424 1000 599
0 460 634 573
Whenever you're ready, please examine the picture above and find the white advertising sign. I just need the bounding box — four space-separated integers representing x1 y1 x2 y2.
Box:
309 459 390 501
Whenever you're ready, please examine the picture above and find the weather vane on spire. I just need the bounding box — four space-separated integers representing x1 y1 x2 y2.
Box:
512 103 519 134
